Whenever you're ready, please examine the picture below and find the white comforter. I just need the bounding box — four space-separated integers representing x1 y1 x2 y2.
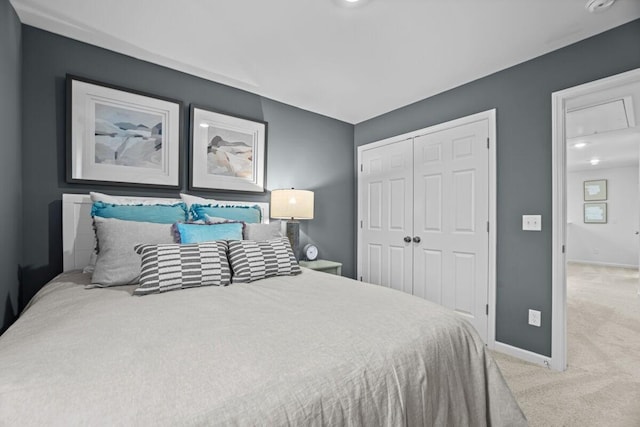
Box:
0 268 526 426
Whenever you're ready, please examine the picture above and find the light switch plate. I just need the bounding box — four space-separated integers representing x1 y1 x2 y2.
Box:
522 215 542 231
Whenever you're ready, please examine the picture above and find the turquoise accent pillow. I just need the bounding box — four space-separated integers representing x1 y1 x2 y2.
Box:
190 204 262 224
91 201 188 224
174 222 244 243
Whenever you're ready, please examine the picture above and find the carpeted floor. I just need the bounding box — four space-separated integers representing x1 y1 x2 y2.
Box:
492 263 640 427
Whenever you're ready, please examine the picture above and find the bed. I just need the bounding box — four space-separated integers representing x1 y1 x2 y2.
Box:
0 193 526 426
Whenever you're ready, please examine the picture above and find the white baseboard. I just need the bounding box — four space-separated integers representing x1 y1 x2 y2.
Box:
493 341 555 370
567 259 638 269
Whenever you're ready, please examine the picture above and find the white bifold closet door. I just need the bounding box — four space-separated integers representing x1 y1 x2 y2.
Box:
359 119 489 342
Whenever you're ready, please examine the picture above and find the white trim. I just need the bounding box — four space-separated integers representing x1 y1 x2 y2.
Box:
551 67 640 372
551 90 568 372
357 109 496 152
487 109 497 350
356 109 497 349
62 193 270 272
567 259 639 269
493 341 551 368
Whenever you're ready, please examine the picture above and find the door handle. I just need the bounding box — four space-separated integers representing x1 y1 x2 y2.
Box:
413 236 421 243
404 236 412 243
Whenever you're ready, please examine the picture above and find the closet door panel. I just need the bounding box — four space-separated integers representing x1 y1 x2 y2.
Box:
359 139 413 292
413 120 489 341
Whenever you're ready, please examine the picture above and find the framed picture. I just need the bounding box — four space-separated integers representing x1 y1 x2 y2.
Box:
190 105 267 193
67 75 182 188
583 179 607 201
584 202 607 224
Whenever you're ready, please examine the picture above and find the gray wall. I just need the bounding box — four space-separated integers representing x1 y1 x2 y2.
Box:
355 19 640 356
20 26 354 311
0 0 22 334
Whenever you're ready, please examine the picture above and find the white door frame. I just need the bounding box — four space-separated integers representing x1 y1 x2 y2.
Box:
357 109 497 348
551 67 640 372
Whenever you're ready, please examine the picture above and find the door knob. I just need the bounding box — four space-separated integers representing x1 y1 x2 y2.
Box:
404 236 412 243
413 236 421 243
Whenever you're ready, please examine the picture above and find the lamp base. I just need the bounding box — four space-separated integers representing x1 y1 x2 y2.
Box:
285 220 300 259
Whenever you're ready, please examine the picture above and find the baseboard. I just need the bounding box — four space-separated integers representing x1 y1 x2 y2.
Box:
567 259 638 269
493 341 554 369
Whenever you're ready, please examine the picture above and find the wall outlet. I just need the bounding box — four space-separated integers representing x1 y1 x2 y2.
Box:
528 309 541 327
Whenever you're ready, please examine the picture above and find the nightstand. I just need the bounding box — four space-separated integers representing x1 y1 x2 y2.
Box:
299 259 342 276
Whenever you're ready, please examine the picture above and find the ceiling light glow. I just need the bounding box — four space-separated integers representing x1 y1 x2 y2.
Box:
590 158 600 166
335 0 369 8
200 123 209 128
573 142 587 149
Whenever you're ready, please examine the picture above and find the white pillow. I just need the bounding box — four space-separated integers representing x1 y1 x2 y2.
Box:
90 191 181 206
180 193 217 210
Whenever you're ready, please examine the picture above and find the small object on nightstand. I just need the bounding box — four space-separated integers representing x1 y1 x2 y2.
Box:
299 259 342 276
302 243 319 261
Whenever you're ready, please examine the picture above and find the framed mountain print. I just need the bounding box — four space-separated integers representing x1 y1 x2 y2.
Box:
189 105 267 193
67 75 182 188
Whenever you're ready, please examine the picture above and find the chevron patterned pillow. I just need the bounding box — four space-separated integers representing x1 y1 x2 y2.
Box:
228 238 301 283
133 241 231 295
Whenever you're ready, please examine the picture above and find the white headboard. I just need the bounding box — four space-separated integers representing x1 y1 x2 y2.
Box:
62 193 270 271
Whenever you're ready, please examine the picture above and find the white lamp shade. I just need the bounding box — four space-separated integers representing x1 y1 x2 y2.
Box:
270 189 314 220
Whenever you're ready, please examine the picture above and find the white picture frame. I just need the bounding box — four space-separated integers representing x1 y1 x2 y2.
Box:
190 105 267 193
67 75 182 188
583 179 607 201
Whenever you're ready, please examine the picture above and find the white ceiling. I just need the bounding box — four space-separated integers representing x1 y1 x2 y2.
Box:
567 129 640 172
9 0 640 124
566 79 640 172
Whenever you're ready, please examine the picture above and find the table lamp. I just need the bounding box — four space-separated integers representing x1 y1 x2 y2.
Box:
270 188 314 257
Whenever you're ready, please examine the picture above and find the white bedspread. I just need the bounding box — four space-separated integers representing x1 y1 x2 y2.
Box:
0 268 526 426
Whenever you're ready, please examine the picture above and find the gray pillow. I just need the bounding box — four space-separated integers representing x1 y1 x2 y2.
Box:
91 217 175 287
133 241 231 295
228 237 301 283
243 220 283 241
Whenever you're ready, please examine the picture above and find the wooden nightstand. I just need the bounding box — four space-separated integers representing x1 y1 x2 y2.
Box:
299 260 342 276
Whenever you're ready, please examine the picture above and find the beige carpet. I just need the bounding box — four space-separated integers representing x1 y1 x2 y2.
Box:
493 263 640 427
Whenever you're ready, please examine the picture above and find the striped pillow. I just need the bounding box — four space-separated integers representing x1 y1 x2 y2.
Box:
228 238 301 283
134 241 231 295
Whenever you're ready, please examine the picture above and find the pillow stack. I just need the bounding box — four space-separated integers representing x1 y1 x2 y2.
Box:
89 192 185 287
86 192 297 296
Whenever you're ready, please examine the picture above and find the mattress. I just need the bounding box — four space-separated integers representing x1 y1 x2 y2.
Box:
0 268 526 426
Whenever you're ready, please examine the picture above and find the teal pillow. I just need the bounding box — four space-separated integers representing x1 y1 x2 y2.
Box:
91 201 188 224
174 222 244 243
190 204 262 224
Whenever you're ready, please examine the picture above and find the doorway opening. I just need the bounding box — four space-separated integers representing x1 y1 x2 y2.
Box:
552 68 640 371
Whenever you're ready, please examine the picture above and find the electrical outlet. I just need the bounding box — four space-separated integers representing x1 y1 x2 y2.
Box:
528 309 541 327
